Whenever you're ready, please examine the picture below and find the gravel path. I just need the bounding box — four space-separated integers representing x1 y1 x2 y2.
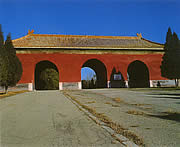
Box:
65 89 180 147
0 91 122 147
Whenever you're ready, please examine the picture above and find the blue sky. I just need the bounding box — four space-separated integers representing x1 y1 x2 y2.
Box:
1 0 180 80
81 67 96 80
0 0 180 43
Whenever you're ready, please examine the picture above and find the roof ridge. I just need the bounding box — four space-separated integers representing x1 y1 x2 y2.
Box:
142 38 164 46
29 33 140 39
12 34 30 42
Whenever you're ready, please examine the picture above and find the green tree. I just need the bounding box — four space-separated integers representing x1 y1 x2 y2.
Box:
0 24 4 47
0 26 23 93
39 68 59 90
161 28 180 87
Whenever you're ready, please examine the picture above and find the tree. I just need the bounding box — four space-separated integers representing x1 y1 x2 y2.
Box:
0 25 23 93
39 68 59 90
161 28 180 87
0 24 4 47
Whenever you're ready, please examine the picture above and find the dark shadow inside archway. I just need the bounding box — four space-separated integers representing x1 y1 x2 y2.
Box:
127 60 150 88
110 67 125 88
35 60 59 90
82 59 107 89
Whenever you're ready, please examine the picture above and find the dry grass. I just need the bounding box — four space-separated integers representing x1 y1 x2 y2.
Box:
111 104 119 107
127 110 145 116
0 90 28 99
111 140 119 144
113 97 123 103
105 102 112 105
131 103 151 106
105 102 119 107
63 91 144 146
130 125 139 128
86 101 96 104
144 107 152 110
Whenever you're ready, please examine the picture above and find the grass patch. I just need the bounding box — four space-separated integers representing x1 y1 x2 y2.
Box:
86 101 96 104
105 102 119 107
127 110 145 116
63 91 144 146
143 107 152 110
0 90 28 99
130 125 139 128
113 98 124 103
111 104 119 107
131 103 152 110
131 103 151 106
105 102 112 105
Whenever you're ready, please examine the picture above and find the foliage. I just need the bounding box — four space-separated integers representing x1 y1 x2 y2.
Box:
0 24 4 47
39 68 59 90
82 78 96 89
0 25 23 93
161 27 180 87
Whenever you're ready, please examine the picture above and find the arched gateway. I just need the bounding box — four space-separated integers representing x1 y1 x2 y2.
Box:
35 60 59 90
127 60 150 88
12 31 166 90
82 59 107 88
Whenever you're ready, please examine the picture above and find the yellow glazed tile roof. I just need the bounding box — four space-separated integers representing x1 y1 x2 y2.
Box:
12 31 163 49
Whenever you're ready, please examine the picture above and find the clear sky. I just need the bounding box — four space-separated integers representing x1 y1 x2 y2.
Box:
1 0 180 80
0 0 180 44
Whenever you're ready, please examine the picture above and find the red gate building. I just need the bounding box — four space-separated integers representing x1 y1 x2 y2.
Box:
13 30 167 90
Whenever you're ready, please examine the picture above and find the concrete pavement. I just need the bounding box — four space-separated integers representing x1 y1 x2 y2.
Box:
0 91 122 147
65 89 180 147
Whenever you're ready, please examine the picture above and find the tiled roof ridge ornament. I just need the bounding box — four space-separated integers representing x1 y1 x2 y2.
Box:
28 29 34 35
136 33 142 39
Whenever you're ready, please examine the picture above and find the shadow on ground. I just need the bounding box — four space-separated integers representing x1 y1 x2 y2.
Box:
151 93 180 96
148 112 180 123
147 93 180 99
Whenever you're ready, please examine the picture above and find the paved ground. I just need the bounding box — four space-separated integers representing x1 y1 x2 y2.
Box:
0 91 122 147
65 88 180 147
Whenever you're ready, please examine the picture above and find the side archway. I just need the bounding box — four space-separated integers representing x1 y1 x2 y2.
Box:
35 60 59 90
81 59 107 88
127 60 150 88
110 67 125 88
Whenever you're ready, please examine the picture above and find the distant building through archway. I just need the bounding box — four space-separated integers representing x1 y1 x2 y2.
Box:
82 59 107 88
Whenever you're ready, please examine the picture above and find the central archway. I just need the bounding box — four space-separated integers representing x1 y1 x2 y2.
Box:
35 60 59 90
127 60 150 88
81 59 107 88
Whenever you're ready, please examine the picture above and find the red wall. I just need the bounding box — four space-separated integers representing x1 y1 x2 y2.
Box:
17 53 166 84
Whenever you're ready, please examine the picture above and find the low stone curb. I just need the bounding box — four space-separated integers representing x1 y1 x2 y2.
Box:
64 92 139 147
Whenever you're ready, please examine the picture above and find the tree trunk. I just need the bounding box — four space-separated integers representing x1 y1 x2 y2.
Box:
4 86 8 94
175 79 179 87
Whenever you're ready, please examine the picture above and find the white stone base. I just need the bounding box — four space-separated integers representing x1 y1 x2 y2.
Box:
78 82 82 89
59 82 63 90
28 83 33 91
150 80 153 87
107 81 110 88
59 82 81 90
125 81 129 88
150 80 176 87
